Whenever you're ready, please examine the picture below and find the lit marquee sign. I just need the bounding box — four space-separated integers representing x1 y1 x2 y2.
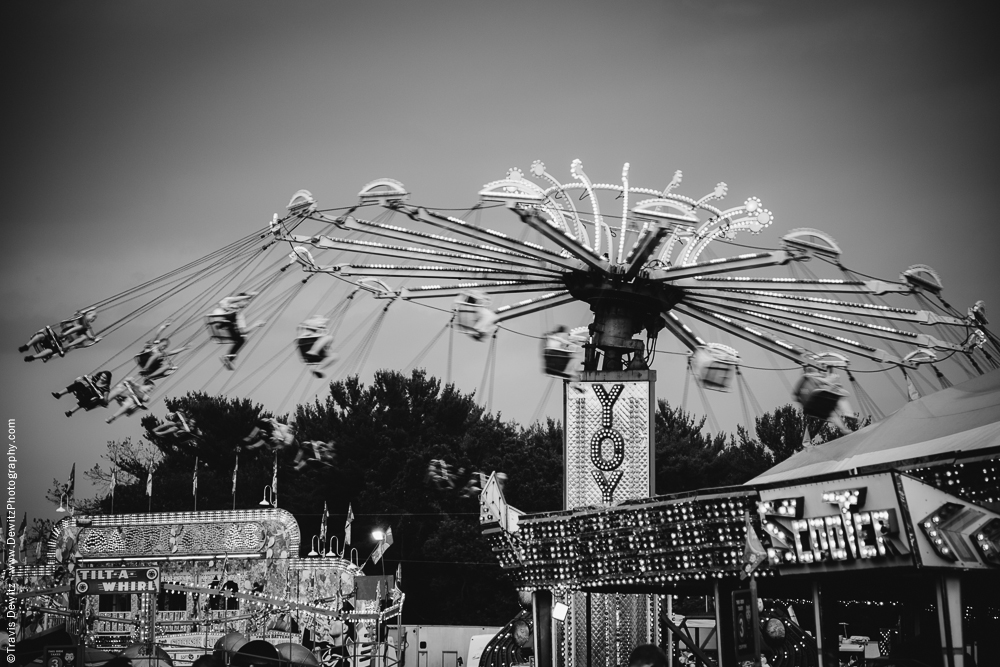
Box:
918 503 1000 566
758 480 908 570
74 566 161 595
565 376 653 508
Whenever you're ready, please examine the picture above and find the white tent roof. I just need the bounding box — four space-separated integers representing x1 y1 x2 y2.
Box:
748 368 1000 486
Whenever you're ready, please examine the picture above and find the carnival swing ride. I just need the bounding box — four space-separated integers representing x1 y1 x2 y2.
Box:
12 160 1000 665
19 159 998 440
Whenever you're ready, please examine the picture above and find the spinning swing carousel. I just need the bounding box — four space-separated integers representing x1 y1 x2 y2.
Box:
13 159 1000 667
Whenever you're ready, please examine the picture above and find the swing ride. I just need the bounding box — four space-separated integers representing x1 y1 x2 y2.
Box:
16 159 999 441
11 159 1000 667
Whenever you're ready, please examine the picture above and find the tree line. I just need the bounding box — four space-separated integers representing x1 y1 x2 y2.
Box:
38 369 845 626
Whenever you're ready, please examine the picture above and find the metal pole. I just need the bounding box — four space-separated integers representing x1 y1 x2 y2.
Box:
713 582 723 667
749 577 761 667
586 593 592 667
666 595 673 667
533 590 554 667
812 582 824 667
936 574 964 667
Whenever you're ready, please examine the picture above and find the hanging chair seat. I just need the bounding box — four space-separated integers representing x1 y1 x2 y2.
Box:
453 291 497 339
32 326 66 358
206 312 241 342
541 328 585 380
794 373 848 419
691 345 739 392
71 375 109 410
296 334 331 364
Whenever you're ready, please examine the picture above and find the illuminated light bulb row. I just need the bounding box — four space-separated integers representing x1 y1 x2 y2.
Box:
822 488 866 514
744 290 913 314
759 497 802 519
918 503 965 561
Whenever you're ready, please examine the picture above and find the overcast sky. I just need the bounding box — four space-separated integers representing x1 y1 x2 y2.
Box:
3 1 998 523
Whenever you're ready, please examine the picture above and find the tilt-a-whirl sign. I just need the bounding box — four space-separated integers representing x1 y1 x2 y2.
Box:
74 567 160 595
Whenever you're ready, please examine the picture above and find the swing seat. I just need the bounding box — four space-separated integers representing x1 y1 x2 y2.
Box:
206 313 241 343
543 347 576 379
33 327 66 358
541 327 587 380
691 345 738 392
794 373 848 419
117 381 148 411
71 377 108 410
452 291 497 339
296 335 331 365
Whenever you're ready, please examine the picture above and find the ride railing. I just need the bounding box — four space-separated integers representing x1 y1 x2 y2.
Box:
93 611 135 634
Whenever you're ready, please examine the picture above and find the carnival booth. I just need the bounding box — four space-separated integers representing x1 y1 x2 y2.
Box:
8 509 405 667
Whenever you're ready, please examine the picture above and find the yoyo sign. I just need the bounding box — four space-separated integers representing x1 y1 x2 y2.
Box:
74 566 160 595
565 377 653 508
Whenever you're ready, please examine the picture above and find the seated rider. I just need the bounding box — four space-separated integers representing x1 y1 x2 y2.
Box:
59 309 99 347
21 327 63 362
53 371 112 417
426 459 456 491
243 418 296 451
208 292 263 370
22 313 102 362
453 292 498 342
292 440 336 470
295 317 339 378
152 410 199 439
105 377 155 424
135 323 187 381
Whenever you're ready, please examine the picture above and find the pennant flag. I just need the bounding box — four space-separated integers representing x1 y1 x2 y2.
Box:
67 463 76 500
344 503 354 548
232 451 239 497
904 370 920 401
193 457 199 496
18 514 28 560
371 527 393 565
740 512 767 580
320 502 329 546
146 469 154 496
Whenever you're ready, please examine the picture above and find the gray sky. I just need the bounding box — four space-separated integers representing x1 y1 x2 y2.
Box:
3 0 998 522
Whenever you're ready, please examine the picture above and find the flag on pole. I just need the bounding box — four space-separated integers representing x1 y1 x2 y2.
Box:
146 469 154 496
396 563 402 586
67 463 76 501
35 539 42 562
344 503 354 550
371 527 393 565
271 453 278 507
18 514 28 561
320 502 329 546
232 451 239 497
740 512 767 580
193 457 199 496
109 466 117 497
